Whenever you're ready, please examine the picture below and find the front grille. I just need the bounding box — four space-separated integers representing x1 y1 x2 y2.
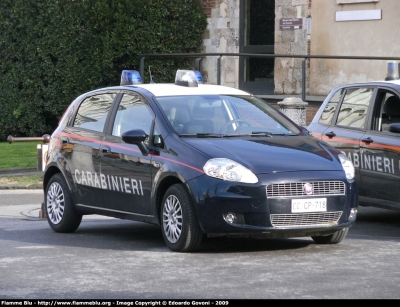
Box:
270 211 342 228
266 181 345 198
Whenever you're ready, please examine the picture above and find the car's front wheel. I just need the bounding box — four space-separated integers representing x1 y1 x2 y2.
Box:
160 184 203 252
45 173 82 233
311 228 349 244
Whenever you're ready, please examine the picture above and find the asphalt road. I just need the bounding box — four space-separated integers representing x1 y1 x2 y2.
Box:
0 190 399 300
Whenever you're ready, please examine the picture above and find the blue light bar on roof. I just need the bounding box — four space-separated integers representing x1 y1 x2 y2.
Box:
193 70 203 84
120 70 143 85
175 70 203 87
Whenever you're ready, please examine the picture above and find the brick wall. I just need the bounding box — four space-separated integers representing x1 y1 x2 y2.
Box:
198 0 221 17
305 105 319 125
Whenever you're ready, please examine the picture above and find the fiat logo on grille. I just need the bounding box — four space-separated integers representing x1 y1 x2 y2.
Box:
303 182 313 195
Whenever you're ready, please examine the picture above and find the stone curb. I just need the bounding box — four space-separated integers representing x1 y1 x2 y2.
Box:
0 168 43 189
0 184 43 190
0 167 38 175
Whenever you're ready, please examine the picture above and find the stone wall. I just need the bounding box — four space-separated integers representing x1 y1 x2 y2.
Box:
198 0 239 87
198 0 312 95
274 0 311 95
198 0 318 124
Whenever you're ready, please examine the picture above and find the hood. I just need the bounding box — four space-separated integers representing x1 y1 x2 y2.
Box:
183 136 343 174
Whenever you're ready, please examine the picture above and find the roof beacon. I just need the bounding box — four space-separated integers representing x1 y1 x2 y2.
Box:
121 70 143 85
385 61 400 81
175 70 203 87
193 70 204 84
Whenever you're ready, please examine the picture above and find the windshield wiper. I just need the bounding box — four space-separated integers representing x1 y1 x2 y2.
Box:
251 132 273 136
251 132 297 136
180 133 225 138
179 132 297 138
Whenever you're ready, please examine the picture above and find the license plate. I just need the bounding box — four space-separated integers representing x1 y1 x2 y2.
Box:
291 198 327 213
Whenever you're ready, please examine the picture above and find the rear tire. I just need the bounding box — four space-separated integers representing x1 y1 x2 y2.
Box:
45 173 82 233
311 228 349 244
160 184 203 252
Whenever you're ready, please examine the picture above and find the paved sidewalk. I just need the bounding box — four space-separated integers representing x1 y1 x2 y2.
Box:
0 189 44 219
1 203 42 218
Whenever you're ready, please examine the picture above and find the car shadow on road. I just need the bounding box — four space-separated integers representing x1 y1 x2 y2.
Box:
1 216 316 253
345 205 400 242
7 205 400 253
198 236 312 253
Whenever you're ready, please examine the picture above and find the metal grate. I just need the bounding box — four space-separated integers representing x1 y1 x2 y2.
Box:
270 212 343 228
266 181 345 198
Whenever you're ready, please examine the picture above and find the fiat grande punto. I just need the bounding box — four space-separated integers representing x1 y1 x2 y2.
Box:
43 70 358 252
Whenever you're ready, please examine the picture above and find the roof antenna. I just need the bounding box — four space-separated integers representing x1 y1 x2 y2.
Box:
149 66 155 84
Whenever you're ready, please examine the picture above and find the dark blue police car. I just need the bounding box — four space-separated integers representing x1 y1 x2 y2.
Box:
308 78 400 212
43 70 358 252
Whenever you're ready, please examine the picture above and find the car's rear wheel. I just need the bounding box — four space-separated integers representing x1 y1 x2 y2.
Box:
311 228 349 244
46 173 82 233
160 184 203 252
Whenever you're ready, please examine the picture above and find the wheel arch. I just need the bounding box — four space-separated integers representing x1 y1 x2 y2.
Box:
43 165 61 192
43 165 77 206
154 175 183 225
154 174 206 234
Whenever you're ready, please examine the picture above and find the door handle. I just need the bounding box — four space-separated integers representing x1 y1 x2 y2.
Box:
60 136 70 144
100 145 111 155
325 131 336 137
361 137 374 143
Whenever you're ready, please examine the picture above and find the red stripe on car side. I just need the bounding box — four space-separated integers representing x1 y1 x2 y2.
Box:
59 132 204 174
321 136 400 153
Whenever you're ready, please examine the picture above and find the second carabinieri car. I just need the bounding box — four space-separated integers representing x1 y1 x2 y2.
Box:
307 77 400 212
43 69 358 252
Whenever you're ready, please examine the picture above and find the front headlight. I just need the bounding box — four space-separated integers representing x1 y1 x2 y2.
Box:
203 158 258 183
339 154 355 181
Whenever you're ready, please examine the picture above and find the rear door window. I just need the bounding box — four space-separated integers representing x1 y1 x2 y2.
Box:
336 87 373 129
73 93 116 132
318 89 343 125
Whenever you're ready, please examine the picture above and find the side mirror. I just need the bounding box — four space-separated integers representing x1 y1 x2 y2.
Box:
121 129 149 156
388 123 400 134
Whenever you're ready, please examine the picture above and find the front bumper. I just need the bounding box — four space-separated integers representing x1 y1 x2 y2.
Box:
187 171 358 237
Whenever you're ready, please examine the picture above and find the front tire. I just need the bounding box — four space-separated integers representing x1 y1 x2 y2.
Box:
311 228 349 244
160 184 203 252
45 173 82 233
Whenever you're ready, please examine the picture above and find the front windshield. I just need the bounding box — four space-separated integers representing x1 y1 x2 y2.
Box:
156 95 301 136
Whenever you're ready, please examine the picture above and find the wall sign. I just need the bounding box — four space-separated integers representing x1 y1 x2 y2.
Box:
279 18 303 30
336 0 379 3
336 9 382 21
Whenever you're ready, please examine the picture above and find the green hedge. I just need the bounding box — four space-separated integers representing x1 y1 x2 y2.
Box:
0 0 207 141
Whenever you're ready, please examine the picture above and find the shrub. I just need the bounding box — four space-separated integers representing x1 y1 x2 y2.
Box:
0 0 207 140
